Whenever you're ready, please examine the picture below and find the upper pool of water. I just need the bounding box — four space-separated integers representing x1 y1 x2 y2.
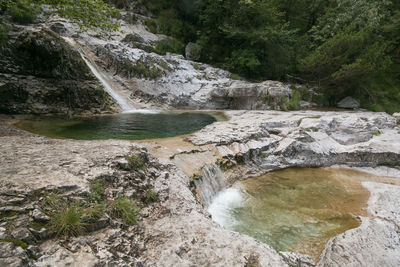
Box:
15 111 222 140
208 168 370 262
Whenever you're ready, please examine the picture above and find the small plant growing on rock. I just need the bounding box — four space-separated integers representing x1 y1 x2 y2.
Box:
145 18 158 33
89 181 105 203
107 197 138 226
372 131 381 136
0 238 28 249
125 154 147 170
49 203 87 236
216 158 233 172
144 188 158 204
230 73 240 80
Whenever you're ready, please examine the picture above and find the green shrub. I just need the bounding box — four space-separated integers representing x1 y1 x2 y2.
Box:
154 38 185 55
288 90 301 110
6 0 37 24
372 131 381 136
230 73 240 80
89 182 105 203
150 66 162 79
108 197 138 225
107 0 130 9
158 60 171 71
297 119 303 126
49 203 87 236
42 192 63 210
216 158 233 172
122 59 163 80
83 203 105 221
0 23 8 47
145 18 158 33
125 154 147 170
280 97 289 111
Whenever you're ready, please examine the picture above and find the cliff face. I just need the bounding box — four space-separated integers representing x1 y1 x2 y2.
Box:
0 27 114 115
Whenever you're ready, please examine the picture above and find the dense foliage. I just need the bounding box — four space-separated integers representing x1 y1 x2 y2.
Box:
0 0 120 30
140 0 400 113
0 0 399 112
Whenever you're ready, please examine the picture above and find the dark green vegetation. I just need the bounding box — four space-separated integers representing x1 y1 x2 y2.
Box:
15 112 218 140
1 0 398 112
0 0 119 30
139 0 400 113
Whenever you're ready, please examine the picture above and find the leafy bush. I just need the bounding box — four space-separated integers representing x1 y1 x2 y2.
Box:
41 0 120 31
89 182 105 203
154 38 185 55
6 0 37 24
125 153 147 170
107 0 130 9
0 23 8 47
108 197 138 225
288 90 301 110
145 18 158 33
228 49 261 78
122 59 163 80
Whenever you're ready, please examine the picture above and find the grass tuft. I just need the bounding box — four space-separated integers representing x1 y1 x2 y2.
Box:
48 203 87 237
107 197 138 226
144 188 158 204
89 182 105 203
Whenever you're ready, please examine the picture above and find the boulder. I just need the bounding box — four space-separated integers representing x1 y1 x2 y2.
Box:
337 96 360 109
31 209 50 222
50 22 68 35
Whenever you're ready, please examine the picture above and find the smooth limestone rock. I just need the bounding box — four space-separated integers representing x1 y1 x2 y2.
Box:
337 96 360 109
316 181 400 267
186 110 400 266
0 122 288 266
393 112 400 124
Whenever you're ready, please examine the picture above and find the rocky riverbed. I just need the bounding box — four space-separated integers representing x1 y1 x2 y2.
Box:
1 6 400 267
1 109 400 266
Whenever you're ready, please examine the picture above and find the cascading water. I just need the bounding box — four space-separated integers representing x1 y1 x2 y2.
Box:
78 49 135 112
194 164 226 207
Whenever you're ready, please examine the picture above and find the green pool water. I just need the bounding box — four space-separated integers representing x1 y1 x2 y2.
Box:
15 111 220 140
208 168 369 261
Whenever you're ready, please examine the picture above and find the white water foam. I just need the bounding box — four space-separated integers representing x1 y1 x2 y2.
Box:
207 187 245 228
78 49 135 112
122 109 161 114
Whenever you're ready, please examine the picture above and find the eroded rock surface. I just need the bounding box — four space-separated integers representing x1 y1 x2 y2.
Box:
0 121 287 267
188 110 400 177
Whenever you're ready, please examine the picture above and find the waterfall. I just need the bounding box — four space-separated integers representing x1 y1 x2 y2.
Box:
194 164 226 207
78 49 135 112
